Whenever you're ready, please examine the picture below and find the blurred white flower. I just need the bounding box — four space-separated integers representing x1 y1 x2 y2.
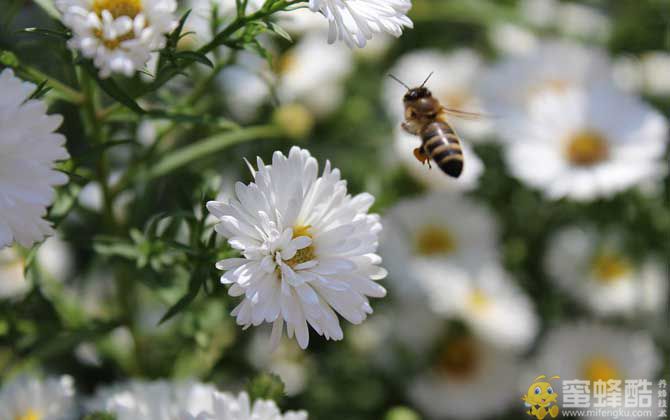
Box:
519 0 556 27
0 375 77 420
0 69 69 249
185 0 264 46
640 51 670 96
56 0 178 77
0 247 29 299
218 51 273 122
87 380 217 419
526 323 661 420
207 146 387 349
247 332 310 396
557 2 611 42
546 227 668 317
277 33 353 117
410 335 521 419
481 41 611 115
488 23 538 57
393 128 484 192
36 235 75 282
502 84 668 201
190 391 307 420
612 55 644 93
418 262 539 352
380 192 499 300
309 0 413 48
384 49 493 142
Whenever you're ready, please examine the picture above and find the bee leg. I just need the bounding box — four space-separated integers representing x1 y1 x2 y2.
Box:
413 147 432 169
402 121 419 135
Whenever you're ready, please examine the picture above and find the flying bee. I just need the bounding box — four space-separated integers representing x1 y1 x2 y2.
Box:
391 72 485 178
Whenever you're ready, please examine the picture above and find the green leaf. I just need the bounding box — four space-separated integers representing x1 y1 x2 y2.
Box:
158 274 203 324
27 79 52 100
247 373 285 403
19 27 70 40
173 51 214 68
168 9 192 48
0 50 19 67
269 22 292 42
84 413 117 420
78 60 145 114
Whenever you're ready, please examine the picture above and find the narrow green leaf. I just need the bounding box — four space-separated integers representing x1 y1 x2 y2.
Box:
269 22 292 42
27 80 52 100
174 51 214 68
158 274 202 324
79 60 145 113
19 27 70 40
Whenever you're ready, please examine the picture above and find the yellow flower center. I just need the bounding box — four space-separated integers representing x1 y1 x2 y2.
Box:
15 409 41 420
284 225 315 269
437 336 479 380
564 130 609 166
277 52 297 75
415 226 456 256
591 253 631 283
93 0 142 19
582 356 620 382
468 289 490 312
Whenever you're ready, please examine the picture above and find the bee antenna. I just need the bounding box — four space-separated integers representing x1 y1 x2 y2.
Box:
420 71 434 88
388 74 410 90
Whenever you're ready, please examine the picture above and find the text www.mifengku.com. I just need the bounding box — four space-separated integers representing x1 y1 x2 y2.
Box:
561 407 655 418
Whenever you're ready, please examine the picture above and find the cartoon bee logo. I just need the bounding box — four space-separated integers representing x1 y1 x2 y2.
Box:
522 375 561 419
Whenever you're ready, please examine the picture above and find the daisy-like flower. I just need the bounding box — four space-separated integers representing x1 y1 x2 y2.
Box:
418 261 539 352
545 226 668 317
502 84 668 201
384 49 493 142
277 33 353 117
481 41 612 115
525 323 661 420
86 380 217 419
410 333 522 419
207 146 387 350
56 0 178 78
189 391 308 420
0 247 29 299
0 69 69 249
308 0 413 48
380 192 499 300
0 375 77 420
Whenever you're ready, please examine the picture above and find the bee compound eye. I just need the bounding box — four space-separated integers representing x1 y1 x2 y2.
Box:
535 387 541 395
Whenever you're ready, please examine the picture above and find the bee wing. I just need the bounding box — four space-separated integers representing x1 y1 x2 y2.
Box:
440 107 493 120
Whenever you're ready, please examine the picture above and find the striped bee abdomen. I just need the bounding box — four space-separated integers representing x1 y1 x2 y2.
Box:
420 121 463 178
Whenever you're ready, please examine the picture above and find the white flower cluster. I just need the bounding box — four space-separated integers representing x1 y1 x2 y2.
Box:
56 0 178 77
208 146 387 349
0 376 308 420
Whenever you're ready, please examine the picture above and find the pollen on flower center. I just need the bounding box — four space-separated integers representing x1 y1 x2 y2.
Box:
93 0 142 18
437 336 479 380
416 226 456 256
591 253 631 283
15 409 41 420
564 130 609 166
581 356 620 382
468 289 490 312
284 225 316 269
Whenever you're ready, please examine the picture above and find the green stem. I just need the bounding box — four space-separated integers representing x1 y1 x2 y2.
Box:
146 125 280 181
16 65 84 104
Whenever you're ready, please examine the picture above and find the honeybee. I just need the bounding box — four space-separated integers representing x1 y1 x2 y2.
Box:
391 73 484 178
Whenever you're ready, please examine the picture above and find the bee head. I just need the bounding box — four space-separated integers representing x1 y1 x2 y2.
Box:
403 87 432 103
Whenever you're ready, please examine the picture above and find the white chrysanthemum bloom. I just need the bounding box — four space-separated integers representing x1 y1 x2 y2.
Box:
0 247 29 299
207 146 387 349
502 84 668 201
410 335 522 419
0 69 69 249
384 49 493 142
380 192 499 300
418 262 539 352
277 33 353 117
0 375 77 420
190 391 308 420
56 0 178 78
481 41 612 115
525 323 661 420
393 128 484 192
86 380 217 419
308 0 412 48
546 227 668 317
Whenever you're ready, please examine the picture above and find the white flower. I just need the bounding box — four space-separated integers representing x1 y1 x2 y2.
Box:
0 69 69 249
640 51 670 96
501 84 668 201
526 323 661 420
56 0 178 77
87 380 217 419
185 0 264 46
218 52 273 122
36 235 75 282
191 391 307 420
0 375 77 420
380 192 499 300
277 33 353 117
418 261 539 352
309 0 413 48
393 128 484 192
409 335 522 419
0 247 29 299
481 41 612 115
384 49 493 142
545 226 668 317
519 0 611 41
207 146 387 350
488 23 538 57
